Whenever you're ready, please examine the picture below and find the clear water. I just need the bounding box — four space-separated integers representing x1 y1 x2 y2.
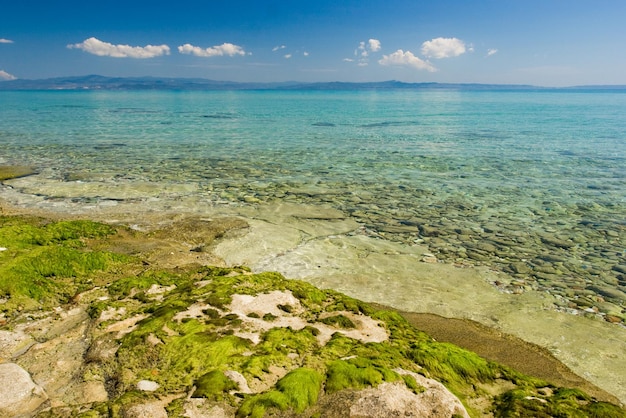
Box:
1 89 625 309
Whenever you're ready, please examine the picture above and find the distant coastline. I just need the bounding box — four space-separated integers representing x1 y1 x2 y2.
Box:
2 74 626 92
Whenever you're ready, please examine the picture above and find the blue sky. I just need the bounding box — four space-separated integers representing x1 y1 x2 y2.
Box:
1 0 626 86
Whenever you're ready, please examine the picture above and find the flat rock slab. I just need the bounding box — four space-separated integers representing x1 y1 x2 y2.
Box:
0 362 48 416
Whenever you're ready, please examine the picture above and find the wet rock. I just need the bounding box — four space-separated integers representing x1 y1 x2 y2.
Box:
510 262 531 274
419 225 441 237
586 286 626 303
0 362 48 416
466 250 488 261
612 265 626 275
0 165 38 181
540 236 575 249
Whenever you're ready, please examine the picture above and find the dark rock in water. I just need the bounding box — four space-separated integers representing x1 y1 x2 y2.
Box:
0 165 38 181
93 143 127 150
201 113 236 119
612 265 626 275
419 225 441 237
312 122 336 127
540 236 575 249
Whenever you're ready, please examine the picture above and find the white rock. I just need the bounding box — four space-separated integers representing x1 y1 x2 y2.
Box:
137 379 160 392
0 363 48 417
348 370 470 418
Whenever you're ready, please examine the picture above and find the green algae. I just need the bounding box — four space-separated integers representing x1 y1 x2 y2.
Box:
325 358 398 393
409 341 500 389
319 314 356 329
0 215 127 312
193 370 239 400
238 368 324 417
493 387 626 418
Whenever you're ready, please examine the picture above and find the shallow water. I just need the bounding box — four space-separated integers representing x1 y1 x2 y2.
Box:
1 90 624 308
1 89 626 402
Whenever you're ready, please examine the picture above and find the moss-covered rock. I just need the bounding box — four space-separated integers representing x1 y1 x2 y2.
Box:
1 214 624 417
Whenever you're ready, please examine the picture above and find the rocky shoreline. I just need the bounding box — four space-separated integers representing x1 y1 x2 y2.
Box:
0 207 625 416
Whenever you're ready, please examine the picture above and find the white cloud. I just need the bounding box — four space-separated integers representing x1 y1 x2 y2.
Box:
343 58 355 62
272 45 286 52
421 37 466 59
378 49 437 72
0 70 17 80
68 37 170 58
487 48 498 56
284 54 292 59
368 39 381 52
178 43 246 57
354 38 381 66
303 51 309 57
0 38 14 44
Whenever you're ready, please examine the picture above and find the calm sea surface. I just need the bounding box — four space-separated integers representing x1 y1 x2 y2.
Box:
1 89 625 318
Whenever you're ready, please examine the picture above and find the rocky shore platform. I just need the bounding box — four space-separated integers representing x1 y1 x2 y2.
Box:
0 207 624 417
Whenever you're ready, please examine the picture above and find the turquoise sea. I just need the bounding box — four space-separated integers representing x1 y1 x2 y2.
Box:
0 89 625 319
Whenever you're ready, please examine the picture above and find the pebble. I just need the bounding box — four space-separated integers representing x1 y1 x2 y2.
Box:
137 380 160 392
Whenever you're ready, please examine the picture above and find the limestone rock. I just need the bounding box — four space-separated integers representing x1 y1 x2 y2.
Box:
137 379 160 392
348 370 470 418
0 362 48 417
123 401 168 418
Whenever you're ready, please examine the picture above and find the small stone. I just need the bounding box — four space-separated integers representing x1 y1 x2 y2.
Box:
137 380 160 392
605 315 623 324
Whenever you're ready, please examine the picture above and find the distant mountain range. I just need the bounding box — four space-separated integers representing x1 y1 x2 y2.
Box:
1 75 625 91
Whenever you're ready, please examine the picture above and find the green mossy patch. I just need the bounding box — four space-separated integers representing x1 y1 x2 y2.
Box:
493 387 626 417
319 314 356 329
0 215 128 312
192 370 239 400
238 368 324 417
0 165 37 181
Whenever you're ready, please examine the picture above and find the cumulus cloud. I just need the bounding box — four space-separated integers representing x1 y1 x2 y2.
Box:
272 45 286 52
0 70 17 80
303 51 309 57
68 37 170 58
487 48 498 56
343 58 355 62
284 53 292 59
421 37 466 59
368 39 381 52
378 49 437 72
351 38 381 65
0 38 14 44
178 42 246 57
